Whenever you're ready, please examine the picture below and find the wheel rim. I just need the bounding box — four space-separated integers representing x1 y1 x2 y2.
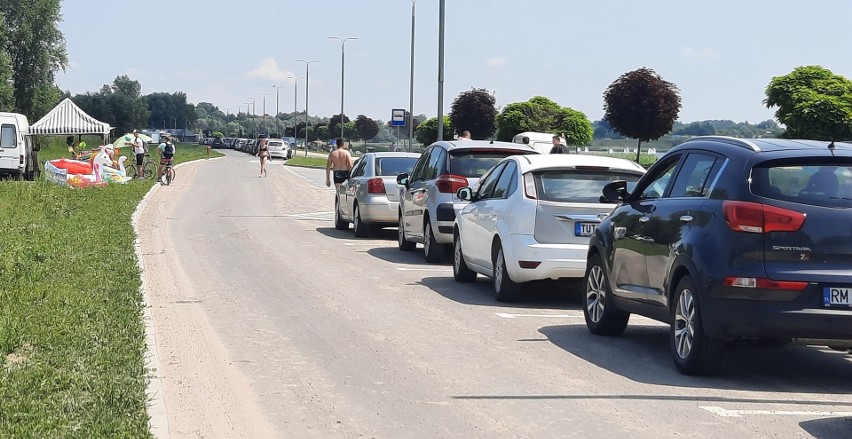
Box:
424 224 432 255
674 288 696 359
494 249 504 292
354 206 360 230
586 265 606 323
398 217 405 244
454 238 462 272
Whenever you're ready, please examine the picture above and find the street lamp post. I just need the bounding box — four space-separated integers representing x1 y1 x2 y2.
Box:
409 0 416 151
297 59 318 158
437 0 446 141
259 92 271 135
328 36 358 140
272 85 285 137
286 76 302 139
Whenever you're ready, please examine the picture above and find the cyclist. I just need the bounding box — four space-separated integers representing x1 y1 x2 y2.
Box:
157 135 176 183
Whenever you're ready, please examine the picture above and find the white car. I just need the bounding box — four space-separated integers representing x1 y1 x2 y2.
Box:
453 154 646 301
266 139 291 160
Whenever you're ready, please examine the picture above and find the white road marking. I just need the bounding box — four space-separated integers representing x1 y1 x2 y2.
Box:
700 406 852 418
495 312 665 326
496 313 579 319
395 267 453 272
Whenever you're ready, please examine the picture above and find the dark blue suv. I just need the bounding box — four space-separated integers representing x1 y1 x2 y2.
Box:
585 136 852 375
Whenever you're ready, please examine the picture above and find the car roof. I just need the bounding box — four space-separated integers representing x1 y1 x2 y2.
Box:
512 153 647 174
369 152 421 158
677 136 852 153
433 139 538 153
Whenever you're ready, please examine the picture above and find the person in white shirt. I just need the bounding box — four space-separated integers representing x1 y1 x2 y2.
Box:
131 129 146 178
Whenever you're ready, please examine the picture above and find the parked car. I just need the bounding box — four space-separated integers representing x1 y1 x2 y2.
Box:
396 140 538 262
211 137 225 149
266 139 290 160
335 152 421 236
453 154 645 301
245 139 257 155
0 112 35 180
585 136 852 375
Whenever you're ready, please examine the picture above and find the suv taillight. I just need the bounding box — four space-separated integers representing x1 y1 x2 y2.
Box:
723 276 809 291
723 201 806 234
436 174 469 194
367 177 386 194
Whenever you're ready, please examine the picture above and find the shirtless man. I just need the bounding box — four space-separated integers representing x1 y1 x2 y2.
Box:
326 138 353 188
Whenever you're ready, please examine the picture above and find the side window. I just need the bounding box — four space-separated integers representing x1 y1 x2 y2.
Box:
477 163 507 199
411 147 431 181
350 158 366 178
492 161 518 199
0 124 16 148
424 147 445 180
635 155 681 200
669 153 720 198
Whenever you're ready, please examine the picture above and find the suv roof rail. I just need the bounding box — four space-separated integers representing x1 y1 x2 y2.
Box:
683 136 761 152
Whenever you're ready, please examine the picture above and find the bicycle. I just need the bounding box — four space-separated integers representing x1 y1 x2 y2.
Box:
160 159 176 186
125 154 157 180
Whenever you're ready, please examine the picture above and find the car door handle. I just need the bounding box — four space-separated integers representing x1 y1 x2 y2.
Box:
680 215 693 223
639 216 650 223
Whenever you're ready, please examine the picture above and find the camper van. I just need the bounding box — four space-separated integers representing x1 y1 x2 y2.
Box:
511 131 568 155
0 112 35 180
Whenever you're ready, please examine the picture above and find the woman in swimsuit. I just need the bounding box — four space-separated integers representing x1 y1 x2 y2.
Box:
257 138 269 177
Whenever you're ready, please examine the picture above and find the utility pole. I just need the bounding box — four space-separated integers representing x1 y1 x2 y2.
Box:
328 36 358 140
437 0 446 141
297 60 319 158
409 0 416 151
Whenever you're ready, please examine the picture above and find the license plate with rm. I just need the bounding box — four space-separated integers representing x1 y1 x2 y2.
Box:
824 287 852 307
575 222 597 237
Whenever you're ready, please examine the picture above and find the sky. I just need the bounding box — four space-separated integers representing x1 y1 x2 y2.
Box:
56 0 852 125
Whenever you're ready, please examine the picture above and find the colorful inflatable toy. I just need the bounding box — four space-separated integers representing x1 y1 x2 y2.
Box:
45 145 130 188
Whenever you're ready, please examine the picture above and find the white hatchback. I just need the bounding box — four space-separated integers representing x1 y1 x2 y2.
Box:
453 154 646 301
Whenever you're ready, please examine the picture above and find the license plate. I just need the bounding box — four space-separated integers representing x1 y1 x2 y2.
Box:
824 287 852 307
575 222 597 237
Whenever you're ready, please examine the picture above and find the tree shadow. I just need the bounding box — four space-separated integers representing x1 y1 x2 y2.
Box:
538 323 852 393
416 276 581 310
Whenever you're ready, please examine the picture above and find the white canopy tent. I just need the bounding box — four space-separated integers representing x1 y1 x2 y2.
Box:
28 98 111 139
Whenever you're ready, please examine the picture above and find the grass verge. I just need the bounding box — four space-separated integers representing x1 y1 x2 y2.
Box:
0 144 217 437
284 156 327 168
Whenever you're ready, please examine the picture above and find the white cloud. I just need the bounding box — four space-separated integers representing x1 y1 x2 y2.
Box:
486 57 507 67
681 46 719 60
68 60 82 70
245 58 297 82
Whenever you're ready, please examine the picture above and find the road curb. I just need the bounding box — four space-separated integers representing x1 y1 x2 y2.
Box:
282 162 325 170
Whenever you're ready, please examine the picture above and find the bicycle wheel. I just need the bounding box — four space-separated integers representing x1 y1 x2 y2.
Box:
143 161 156 179
125 163 137 179
163 167 174 186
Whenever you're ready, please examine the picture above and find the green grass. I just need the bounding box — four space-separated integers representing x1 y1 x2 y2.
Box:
285 156 327 168
0 143 218 438
39 141 222 164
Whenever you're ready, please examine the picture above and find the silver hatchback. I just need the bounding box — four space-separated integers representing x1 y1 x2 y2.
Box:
335 152 421 237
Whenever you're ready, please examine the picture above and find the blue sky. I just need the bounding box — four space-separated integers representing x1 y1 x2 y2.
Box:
57 0 852 125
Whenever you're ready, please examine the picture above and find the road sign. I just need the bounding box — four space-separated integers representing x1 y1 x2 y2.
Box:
391 109 406 127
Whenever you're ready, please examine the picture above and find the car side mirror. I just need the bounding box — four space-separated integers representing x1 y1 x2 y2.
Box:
601 180 628 203
457 187 473 201
397 173 410 188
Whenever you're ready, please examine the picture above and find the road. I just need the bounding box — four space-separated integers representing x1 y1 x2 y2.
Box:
138 150 852 439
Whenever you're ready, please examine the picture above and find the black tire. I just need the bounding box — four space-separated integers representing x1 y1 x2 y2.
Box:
670 276 726 376
583 253 630 335
126 164 137 179
143 161 156 179
353 203 368 238
492 243 520 302
398 212 415 251
334 198 349 230
453 232 477 283
423 219 446 263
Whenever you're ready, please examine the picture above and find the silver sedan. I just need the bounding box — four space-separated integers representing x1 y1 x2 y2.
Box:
334 152 421 237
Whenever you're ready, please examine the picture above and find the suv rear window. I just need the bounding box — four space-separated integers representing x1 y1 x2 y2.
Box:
752 161 852 208
449 150 533 178
377 157 418 176
535 171 642 203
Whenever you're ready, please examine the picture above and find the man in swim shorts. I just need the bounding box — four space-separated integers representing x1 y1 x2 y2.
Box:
326 138 353 189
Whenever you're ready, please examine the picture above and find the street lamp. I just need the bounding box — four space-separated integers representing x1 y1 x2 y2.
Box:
259 92 271 135
409 0 416 151
272 85 286 137
328 36 358 139
297 59 318 158
286 76 303 139
437 0 446 141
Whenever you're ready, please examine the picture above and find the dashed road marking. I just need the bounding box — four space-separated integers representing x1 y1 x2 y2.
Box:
700 406 852 418
395 267 453 272
495 312 664 326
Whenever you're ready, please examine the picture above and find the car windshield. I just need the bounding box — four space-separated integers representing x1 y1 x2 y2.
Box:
377 157 418 176
535 171 642 203
449 150 533 178
752 161 852 208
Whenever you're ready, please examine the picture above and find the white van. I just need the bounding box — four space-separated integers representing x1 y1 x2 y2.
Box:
511 131 568 155
0 112 35 180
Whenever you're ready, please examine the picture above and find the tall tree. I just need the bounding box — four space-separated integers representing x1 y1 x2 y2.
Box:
415 116 453 145
354 115 379 145
555 107 593 149
73 76 150 136
1 0 68 119
764 65 852 141
603 67 681 162
328 113 351 138
145 92 196 131
450 87 497 139
0 14 14 112
494 96 563 141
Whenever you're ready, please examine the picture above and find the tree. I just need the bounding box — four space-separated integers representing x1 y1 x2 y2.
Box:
764 65 852 141
354 115 379 144
145 92 196 131
415 116 453 145
328 113 351 138
450 87 497 139
603 67 681 162
73 76 150 136
0 16 13 112
1 0 67 119
495 96 563 141
315 125 330 140
555 107 593 148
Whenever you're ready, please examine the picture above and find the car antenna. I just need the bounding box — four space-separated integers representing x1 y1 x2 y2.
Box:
828 140 836 149
490 139 494 144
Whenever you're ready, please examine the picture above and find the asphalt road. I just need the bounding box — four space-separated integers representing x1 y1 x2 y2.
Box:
140 150 852 439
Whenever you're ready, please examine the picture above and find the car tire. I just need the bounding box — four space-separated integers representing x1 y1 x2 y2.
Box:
423 219 446 263
670 276 726 376
583 253 630 335
492 244 520 302
334 198 349 231
398 212 415 251
453 232 477 283
353 203 368 238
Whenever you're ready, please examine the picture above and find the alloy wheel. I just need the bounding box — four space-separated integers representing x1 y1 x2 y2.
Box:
586 265 606 323
494 249 504 293
674 288 696 359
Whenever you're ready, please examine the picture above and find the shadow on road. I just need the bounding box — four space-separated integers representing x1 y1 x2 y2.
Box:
315 227 355 239
417 276 581 310
538 323 852 393
799 417 852 439
366 247 438 267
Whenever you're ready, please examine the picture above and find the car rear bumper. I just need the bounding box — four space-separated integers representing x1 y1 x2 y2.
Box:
269 150 288 158
360 199 400 225
435 202 466 244
701 294 852 341
504 234 588 283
